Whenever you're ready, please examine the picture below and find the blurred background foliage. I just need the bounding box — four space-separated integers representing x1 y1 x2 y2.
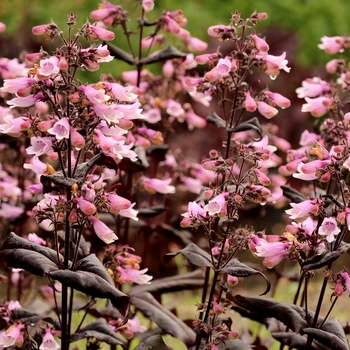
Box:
1 0 350 69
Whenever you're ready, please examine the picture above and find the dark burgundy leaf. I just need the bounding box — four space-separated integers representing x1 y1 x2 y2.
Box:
320 318 349 349
134 335 172 350
49 270 129 315
227 294 307 333
105 42 136 65
12 308 60 329
118 158 145 172
228 117 262 139
206 111 226 128
72 254 114 286
137 206 166 219
156 223 193 246
222 260 270 295
281 186 306 203
130 292 196 346
302 250 343 271
0 232 64 275
302 327 349 350
163 243 213 268
271 332 322 350
140 45 187 65
128 269 204 296
70 318 127 346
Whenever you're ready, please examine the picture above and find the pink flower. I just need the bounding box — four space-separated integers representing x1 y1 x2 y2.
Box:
251 34 269 52
333 280 343 297
264 91 291 109
301 97 334 117
204 192 229 216
185 110 206 130
28 233 46 245
285 200 318 221
143 177 175 194
36 57 60 79
195 53 219 64
119 202 139 221
121 316 147 338
207 25 231 37
181 176 202 194
7 94 42 108
26 136 53 156
293 162 318 180
296 77 330 98
89 215 118 244
253 168 271 186
70 127 85 150
243 91 257 112
340 272 350 295
107 193 132 213
0 324 24 348
74 197 97 215
142 0 154 12
0 203 24 220
166 99 185 118
79 84 110 104
318 36 345 54
144 108 161 124
260 52 290 77
85 24 115 41
186 37 208 52
216 57 232 77
182 201 207 220
1 77 37 94
48 118 70 141
39 328 60 350
0 22 6 32
257 101 278 119
318 217 340 243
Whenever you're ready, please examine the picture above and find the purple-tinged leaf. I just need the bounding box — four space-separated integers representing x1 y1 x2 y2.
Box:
137 206 166 219
228 117 262 140
140 45 187 65
222 260 270 295
70 318 127 346
318 318 349 349
104 42 136 65
302 327 349 350
217 339 254 350
271 332 321 350
156 223 193 246
134 335 172 350
49 269 129 315
0 232 65 275
12 308 60 329
130 292 196 346
163 243 213 268
281 186 306 203
302 250 344 271
207 111 226 128
128 269 204 296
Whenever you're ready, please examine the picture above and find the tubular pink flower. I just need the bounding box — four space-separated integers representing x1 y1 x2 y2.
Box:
204 192 229 216
144 108 161 124
195 53 219 64
141 34 165 48
119 202 139 221
143 177 175 194
162 60 174 78
296 77 330 98
253 168 271 186
107 193 132 213
7 94 41 108
261 52 290 76
70 127 85 150
334 280 343 297
207 25 231 37
293 162 318 181
185 110 206 130
300 159 331 174
37 57 60 79
318 36 344 54
26 136 53 156
85 24 115 41
318 217 340 242
301 96 334 117
0 324 24 348
142 0 154 12
104 82 137 102
257 101 278 119
79 84 110 104
216 57 232 77
28 233 46 245
253 238 290 268
74 197 97 215
0 22 6 32
164 15 181 34
243 91 257 112
251 34 269 52
1 77 37 94
166 99 185 118
285 200 316 221
39 328 60 350
340 272 350 295
264 91 291 108
181 176 202 194
90 7 116 21
48 117 70 141
32 24 51 35
186 37 208 52
89 215 118 244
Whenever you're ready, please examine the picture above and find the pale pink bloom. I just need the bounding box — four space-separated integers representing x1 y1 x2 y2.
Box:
301 96 334 117
70 127 85 150
119 202 139 221
189 91 212 106
264 91 291 108
26 136 53 156
107 193 131 213
48 118 70 141
1 77 37 94
0 57 28 78
144 108 161 124
260 51 290 76
104 82 137 102
93 103 124 124
318 217 340 243
182 201 207 219
8 300 21 310
251 34 269 52
181 176 202 194
204 67 222 82
184 76 206 86
90 6 116 21
0 203 24 219
79 84 110 104
195 53 219 64
28 233 46 245
95 44 114 63
141 34 165 48
0 324 24 348
340 272 350 295
0 116 30 137
7 94 41 108
253 168 271 186
207 25 231 37
257 101 278 119
85 24 115 41
39 328 60 350
142 0 154 12
166 99 185 118
186 36 208 52
285 200 317 221
185 110 206 130
37 57 60 79
0 22 6 32
89 215 118 244
318 36 344 54
299 130 320 146
32 24 52 36
162 60 174 78
23 156 47 176
74 197 96 215
122 268 153 284
300 159 331 174
216 57 232 77
296 77 330 98
252 237 290 268
114 101 144 120
243 91 257 112
143 177 175 194
326 59 343 74
121 316 147 337
293 162 318 180
164 15 181 34
204 192 229 216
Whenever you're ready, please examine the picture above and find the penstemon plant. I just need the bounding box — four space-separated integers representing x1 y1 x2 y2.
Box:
1 1 350 350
